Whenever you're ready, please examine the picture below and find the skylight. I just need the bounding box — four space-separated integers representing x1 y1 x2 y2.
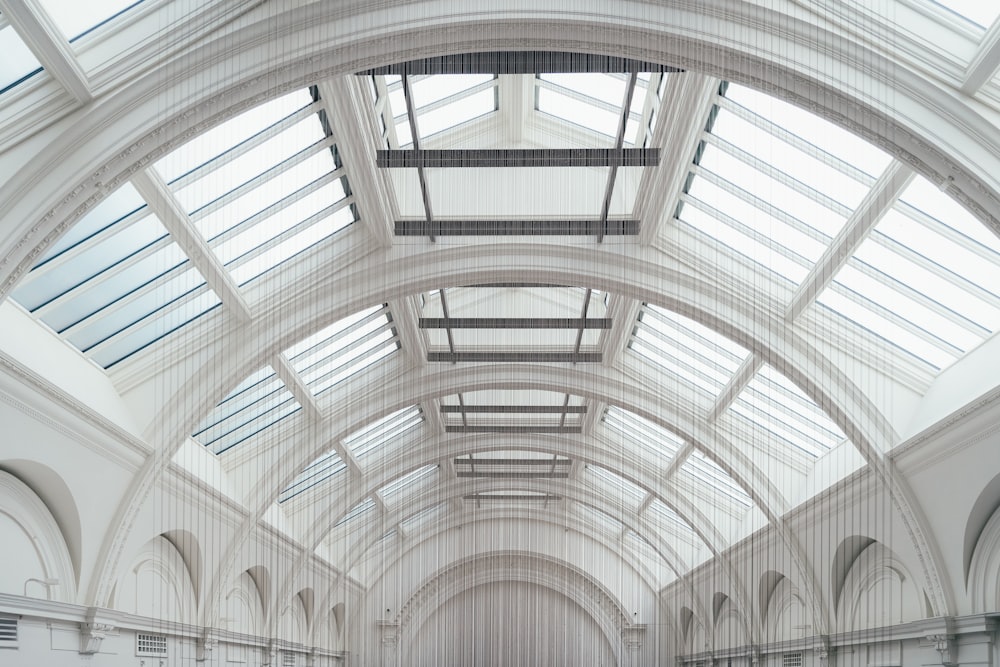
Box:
0 17 43 94
279 450 347 503
38 0 144 41
422 286 607 354
536 73 651 145
345 406 423 460
927 0 999 28
602 407 684 467
380 465 438 504
11 185 220 368
584 465 645 511
817 175 1000 371
334 497 376 528
676 450 753 509
157 87 357 286
194 366 301 455
284 305 398 396
675 83 893 287
728 363 846 459
377 74 498 148
440 389 587 429
630 305 749 399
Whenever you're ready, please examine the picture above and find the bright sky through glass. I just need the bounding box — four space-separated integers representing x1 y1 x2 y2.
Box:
0 21 43 93
37 0 143 40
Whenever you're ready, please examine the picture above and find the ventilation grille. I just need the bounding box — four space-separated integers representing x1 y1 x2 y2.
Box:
783 653 803 667
136 633 168 656
693 661 706 667
283 651 296 667
0 617 17 643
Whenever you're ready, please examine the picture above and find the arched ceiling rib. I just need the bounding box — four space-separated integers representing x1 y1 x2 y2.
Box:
4 0 1000 624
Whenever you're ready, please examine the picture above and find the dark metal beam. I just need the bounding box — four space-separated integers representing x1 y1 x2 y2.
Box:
463 494 561 501
421 317 612 329
598 72 639 243
357 52 684 75
455 458 572 466
445 425 583 434
394 219 639 236
428 351 602 363
456 471 571 479
440 405 587 414
377 148 658 168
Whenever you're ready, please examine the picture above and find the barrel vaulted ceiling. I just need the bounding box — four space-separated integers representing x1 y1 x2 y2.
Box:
1 0 1000 623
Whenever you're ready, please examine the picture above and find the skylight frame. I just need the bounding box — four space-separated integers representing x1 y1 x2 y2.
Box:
194 366 302 455
0 19 44 96
158 87 359 286
279 450 348 503
10 194 223 369
379 464 439 503
377 73 499 148
630 304 749 400
534 73 651 146
344 405 424 461
601 406 685 467
727 363 847 460
285 305 400 397
38 0 146 43
676 450 754 510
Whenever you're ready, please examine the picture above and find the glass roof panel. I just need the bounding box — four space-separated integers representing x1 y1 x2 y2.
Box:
279 450 347 503
441 390 585 428
416 87 496 139
10 199 221 368
155 90 314 183
377 74 498 147
536 73 646 145
285 305 398 396
38 0 144 41
575 502 625 535
155 88 357 284
927 0 999 28
345 405 423 460
194 366 301 455
721 84 892 175
380 464 438 503
678 450 753 508
422 287 606 352
0 19 43 95
729 363 847 459
584 464 645 511
647 498 697 538
602 407 684 466
401 502 446 533
335 497 376 528
817 175 1000 371
631 304 749 399
394 166 612 218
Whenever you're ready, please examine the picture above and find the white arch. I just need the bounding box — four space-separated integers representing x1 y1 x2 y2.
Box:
0 470 76 603
0 0 980 625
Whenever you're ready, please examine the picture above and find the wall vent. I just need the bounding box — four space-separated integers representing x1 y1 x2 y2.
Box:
282 650 296 666
0 616 17 645
136 633 168 656
783 652 803 667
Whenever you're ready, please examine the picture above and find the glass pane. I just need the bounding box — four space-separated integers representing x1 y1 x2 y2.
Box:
286 305 398 396
0 22 43 94
345 406 423 460
38 0 144 41
280 450 346 502
194 366 301 454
